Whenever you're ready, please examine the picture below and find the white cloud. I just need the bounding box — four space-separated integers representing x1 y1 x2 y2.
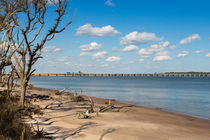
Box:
122 45 139 52
54 48 61 52
80 42 102 51
92 51 108 59
138 41 169 56
106 56 120 62
120 32 163 45
80 51 109 60
150 41 170 49
138 48 153 55
205 53 210 57
43 46 62 53
177 51 189 57
169 45 177 50
180 34 201 45
155 51 169 56
80 52 92 56
76 24 120 37
153 55 172 61
105 0 114 6
194 50 204 54
153 49 171 61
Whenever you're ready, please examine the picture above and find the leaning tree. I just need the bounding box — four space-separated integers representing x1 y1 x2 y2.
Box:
4 0 75 105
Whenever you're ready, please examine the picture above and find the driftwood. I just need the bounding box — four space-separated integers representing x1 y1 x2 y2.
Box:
87 96 94 113
99 104 134 112
27 94 50 100
77 111 91 119
55 88 67 95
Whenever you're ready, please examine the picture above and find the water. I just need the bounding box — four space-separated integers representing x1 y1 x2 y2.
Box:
30 76 210 119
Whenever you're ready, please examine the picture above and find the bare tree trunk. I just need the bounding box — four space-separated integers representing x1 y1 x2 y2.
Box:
19 80 27 106
0 69 2 87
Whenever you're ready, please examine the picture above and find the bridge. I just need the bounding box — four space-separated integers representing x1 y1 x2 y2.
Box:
32 73 210 77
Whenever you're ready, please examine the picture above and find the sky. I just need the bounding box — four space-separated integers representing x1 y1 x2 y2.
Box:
35 0 210 73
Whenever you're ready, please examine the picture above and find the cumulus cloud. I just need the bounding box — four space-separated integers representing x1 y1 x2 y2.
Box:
153 55 172 61
155 51 169 56
138 41 170 56
138 48 153 55
180 34 201 45
76 24 120 37
80 52 92 56
205 53 210 57
106 56 120 62
92 51 108 59
120 32 163 45
43 46 62 53
105 0 114 6
177 51 189 57
153 50 172 61
194 50 204 54
43 46 62 57
150 41 170 49
80 51 109 60
122 45 139 52
169 45 177 50
80 42 102 51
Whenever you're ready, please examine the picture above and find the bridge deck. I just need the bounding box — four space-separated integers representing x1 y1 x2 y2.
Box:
32 73 210 77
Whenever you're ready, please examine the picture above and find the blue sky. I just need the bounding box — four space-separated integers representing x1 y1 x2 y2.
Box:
36 0 210 73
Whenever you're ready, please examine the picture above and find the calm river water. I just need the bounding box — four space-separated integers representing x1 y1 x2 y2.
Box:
31 76 210 119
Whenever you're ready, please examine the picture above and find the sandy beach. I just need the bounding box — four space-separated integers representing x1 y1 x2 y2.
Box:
18 87 210 140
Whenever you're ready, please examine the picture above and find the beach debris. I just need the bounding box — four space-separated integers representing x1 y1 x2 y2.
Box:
87 96 94 113
105 99 116 104
77 112 91 119
32 121 54 139
27 83 34 90
71 95 85 102
44 102 63 110
18 104 43 116
27 94 50 100
55 88 67 95
99 104 134 112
